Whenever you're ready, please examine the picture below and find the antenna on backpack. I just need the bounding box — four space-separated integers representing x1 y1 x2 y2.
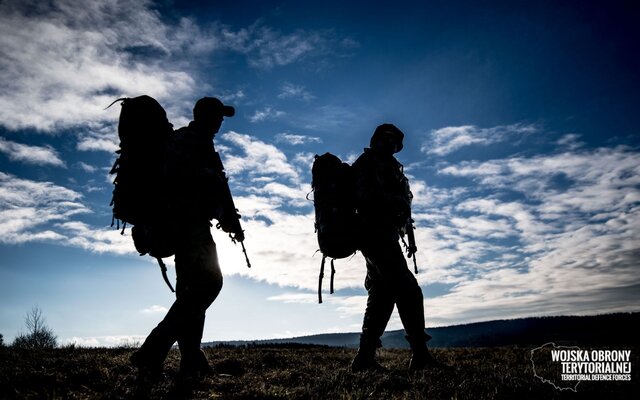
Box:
104 97 127 110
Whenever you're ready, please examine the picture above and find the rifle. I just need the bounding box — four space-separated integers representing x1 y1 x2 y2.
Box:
400 217 419 274
210 150 252 268
399 172 418 274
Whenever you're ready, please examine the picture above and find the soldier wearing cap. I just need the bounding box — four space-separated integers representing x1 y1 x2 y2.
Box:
351 123 446 372
131 97 238 381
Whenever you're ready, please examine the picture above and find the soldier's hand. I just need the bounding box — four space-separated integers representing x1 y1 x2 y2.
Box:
407 244 417 258
233 229 245 242
218 211 244 240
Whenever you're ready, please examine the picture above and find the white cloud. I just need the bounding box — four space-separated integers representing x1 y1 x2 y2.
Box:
275 133 322 146
250 182 310 206
450 215 516 239
0 137 65 167
267 293 318 304
249 107 286 123
56 221 135 255
214 210 368 294
63 335 146 348
296 105 358 131
0 172 135 254
0 0 203 132
277 82 315 101
556 133 584 150
140 305 169 314
76 161 97 173
221 131 299 181
76 124 119 153
415 144 640 323
218 90 246 103
220 24 333 69
423 123 537 155
293 152 316 172
0 172 89 244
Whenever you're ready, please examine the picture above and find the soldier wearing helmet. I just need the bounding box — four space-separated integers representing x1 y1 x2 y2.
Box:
351 123 446 372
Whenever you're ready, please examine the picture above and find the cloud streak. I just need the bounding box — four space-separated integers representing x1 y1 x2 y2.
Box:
422 123 537 155
275 133 322 146
0 172 88 244
0 137 65 167
278 82 315 101
249 107 286 123
220 24 348 69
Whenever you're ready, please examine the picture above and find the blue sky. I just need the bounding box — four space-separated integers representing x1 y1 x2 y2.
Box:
1 0 638 346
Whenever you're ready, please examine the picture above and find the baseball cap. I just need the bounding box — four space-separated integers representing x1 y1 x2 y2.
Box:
193 97 235 119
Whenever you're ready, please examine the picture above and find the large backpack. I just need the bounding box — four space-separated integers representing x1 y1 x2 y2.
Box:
311 152 359 303
108 95 176 291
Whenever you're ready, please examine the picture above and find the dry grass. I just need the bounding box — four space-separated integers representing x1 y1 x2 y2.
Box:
0 345 637 399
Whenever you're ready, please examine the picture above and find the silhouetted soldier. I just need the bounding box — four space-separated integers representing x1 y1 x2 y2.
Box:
131 97 243 381
351 124 445 372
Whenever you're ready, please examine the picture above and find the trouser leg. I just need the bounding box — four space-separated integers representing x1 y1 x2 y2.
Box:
137 225 222 366
175 228 222 361
359 268 395 351
394 269 430 346
361 237 429 349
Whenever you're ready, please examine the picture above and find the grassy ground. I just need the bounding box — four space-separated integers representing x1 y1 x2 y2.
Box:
0 345 637 399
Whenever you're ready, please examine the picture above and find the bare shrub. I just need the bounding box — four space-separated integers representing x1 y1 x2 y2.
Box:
13 306 57 349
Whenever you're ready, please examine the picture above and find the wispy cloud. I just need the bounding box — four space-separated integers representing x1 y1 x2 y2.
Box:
76 162 97 173
249 107 286 123
0 172 88 244
220 24 344 69
0 137 65 167
0 172 134 255
556 133 584 151
295 105 359 132
56 221 135 255
277 82 315 101
422 123 537 156
275 133 322 146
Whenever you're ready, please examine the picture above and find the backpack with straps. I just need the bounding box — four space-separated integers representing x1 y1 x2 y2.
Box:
311 152 360 303
108 95 176 291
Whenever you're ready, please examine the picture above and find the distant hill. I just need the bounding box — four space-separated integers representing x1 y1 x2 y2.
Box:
204 313 639 348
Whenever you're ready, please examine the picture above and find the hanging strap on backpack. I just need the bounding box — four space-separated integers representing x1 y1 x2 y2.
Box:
156 257 175 293
318 255 326 304
318 255 337 303
329 259 336 294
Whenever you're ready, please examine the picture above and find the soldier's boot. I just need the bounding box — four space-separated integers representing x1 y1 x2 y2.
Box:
408 340 450 371
130 349 165 380
178 349 213 383
351 345 387 372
